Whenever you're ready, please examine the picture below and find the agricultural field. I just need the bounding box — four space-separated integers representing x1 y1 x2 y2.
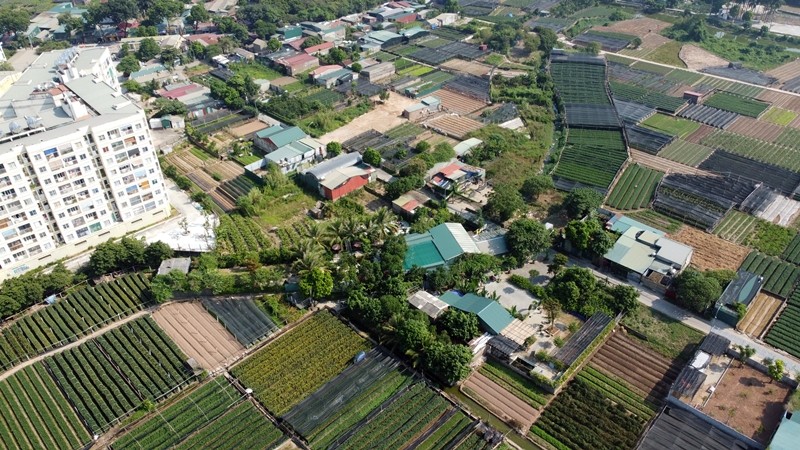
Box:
112 378 242 450
0 273 150 371
550 59 610 105
727 116 785 142
621 306 705 362
215 214 273 255
782 233 800 265
775 127 800 148
641 114 701 138
766 290 800 358
739 251 800 298
627 209 683 234
738 292 783 338
699 130 800 172
201 297 278 347
760 107 798 126
231 311 369 415
713 210 759 244
672 226 750 271
656 140 714 166
463 372 538 429
704 92 770 118
333 382 451 450
416 410 475 450
575 367 655 420
478 359 550 410
47 317 193 434
605 164 663 210
746 220 795 257
152 302 245 370
609 81 686 113
173 401 284 450
0 363 91 450
588 332 679 407
284 350 414 449
530 378 646 450
554 129 628 189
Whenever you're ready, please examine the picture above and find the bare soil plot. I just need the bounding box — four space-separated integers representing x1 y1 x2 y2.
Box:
701 364 791 445
152 302 245 370
631 149 711 175
684 124 717 144
440 59 493 77
667 83 694 96
671 226 750 271
230 119 270 138
595 18 672 36
738 293 783 338
434 88 489 115
209 190 236 211
186 171 218 191
618 34 673 58
680 44 729 71
727 116 785 142
791 114 800 129
425 114 484 139
271 76 299 87
318 92 418 145
167 151 205 174
590 332 681 405
463 371 538 429
758 89 800 113
767 59 800 83
205 160 244 181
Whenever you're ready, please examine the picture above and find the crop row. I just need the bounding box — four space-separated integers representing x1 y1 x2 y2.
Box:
46 317 192 434
551 60 610 105
215 215 272 255
112 378 241 450
714 211 759 244
740 251 800 298
700 130 800 172
704 92 769 118
231 311 369 415
609 81 686 113
173 401 283 450
202 297 277 347
337 382 450 450
452 431 491 450
766 304 800 359
657 140 714 167
417 411 474 450
0 363 90 450
531 378 644 450
576 367 655 420
555 129 628 189
782 233 800 265
605 164 663 210
477 359 549 408
0 273 149 370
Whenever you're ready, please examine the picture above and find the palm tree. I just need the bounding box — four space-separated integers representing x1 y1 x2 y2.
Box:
325 219 346 251
291 239 324 274
367 207 398 243
304 221 325 247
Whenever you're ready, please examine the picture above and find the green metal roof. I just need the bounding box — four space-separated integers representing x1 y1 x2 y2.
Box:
403 236 444 270
769 413 800 450
403 223 479 270
256 124 285 139
439 291 513 334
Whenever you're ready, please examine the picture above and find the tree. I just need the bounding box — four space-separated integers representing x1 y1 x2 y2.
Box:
136 37 160 61
299 267 333 300
609 284 638 314
153 98 188 116
329 47 347 64
144 241 173 267
301 36 324 49
541 296 561 327
586 42 601 55
251 266 283 290
535 26 558 56
136 25 157 37
423 341 471 385
43 263 74 294
58 13 84 36
149 275 173 303
117 54 141 75
589 229 616 258
563 188 603 218
565 219 599 253
438 309 479 342
520 175 553 201
253 19 275 39
160 47 180 67
673 268 721 314
506 218 551 262
188 4 209 31
386 176 423 200
631 37 642 48
268 38 281 52
547 253 568 275
483 184 525 223
736 344 756 367
0 9 30 35
363 148 382 166
379 90 390 101
326 141 342 157
443 0 460 13
350 61 362 73
148 0 182 23
107 0 140 23
768 359 785 383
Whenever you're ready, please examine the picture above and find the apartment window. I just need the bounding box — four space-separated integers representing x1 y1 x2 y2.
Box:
8 163 15 169
12 251 25 259
138 135 146 141
48 190 56 196
102 146 109 153
33 154 42 161
39 167 46 173
135 123 143 130
29 211 36 216
107 129 120 139
114 180 121 186
98 135 106 141
23 235 35 242
111 141 124 152
79 154 87 160
3 259 10 265
12 175 20 181
44 179 52 185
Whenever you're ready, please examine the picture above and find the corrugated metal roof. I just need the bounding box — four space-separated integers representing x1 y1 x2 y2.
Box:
408 291 449 318
304 152 361 179
770 414 800 450
439 291 513 334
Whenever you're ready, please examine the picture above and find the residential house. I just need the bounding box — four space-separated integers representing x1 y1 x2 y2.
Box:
453 138 483 157
408 291 449 319
403 96 441 121
302 153 375 201
277 25 303 41
387 12 418 24
253 125 307 152
233 48 255 61
277 53 320 76
251 38 269 54
315 68 355 88
361 61 395 83
156 82 219 119
427 13 459 28
426 161 485 199
392 191 427 217
205 0 237 15
404 223 480 270
439 291 514 334
304 41 334 56
265 137 324 174
310 65 344 80
359 30 404 49
185 33 223 47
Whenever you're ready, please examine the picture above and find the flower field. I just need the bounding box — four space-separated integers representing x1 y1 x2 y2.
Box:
529 378 646 450
554 129 628 189
172 401 284 450
47 317 193 434
0 363 91 450
215 214 272 255
739 251 800 299
704 92 770 118
231 311 369 415
605 164 664 210
112 378 242 450
335 382 451 450
766 290 800 359
0 273 150 370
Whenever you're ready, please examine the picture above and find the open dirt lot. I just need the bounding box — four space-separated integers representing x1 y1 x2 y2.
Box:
204 160 244 181
671 226 750 271
680 44 729 71
425 114 484 139
590 331 680 405
229 119 270 138
440 59 493 77
318 92 418 145
728 116 785 142
463 372 538 429
701 364 791 445
152 302 245 370
738 293 783 338
767 59 800 83
685 124 717 144
596 18 673 36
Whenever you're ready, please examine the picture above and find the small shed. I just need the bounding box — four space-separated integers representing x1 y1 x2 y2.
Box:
157 257 191 276
408 291 449 319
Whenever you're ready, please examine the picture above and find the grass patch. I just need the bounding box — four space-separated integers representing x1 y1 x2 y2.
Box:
299 101 372 138
747 220 795 257
627 208 683 234
762 107 799 126
697 32 795 71
255 182 317 227
234 154 262 166
621 306 705 363
188 146 212 161
631 60 674 74
642 114 701 138
641 40 686 68
229 62 282 81
283 81 306 93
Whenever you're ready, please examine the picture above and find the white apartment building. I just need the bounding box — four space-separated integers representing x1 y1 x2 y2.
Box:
0 47 170 279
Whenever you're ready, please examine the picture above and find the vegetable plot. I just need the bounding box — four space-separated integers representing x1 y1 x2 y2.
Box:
606 164 664 210
231 311 369 415
704 92 770 118
173 401 284 450
739 251 800 298
0 273 150 371
201 297 278 347
554 129 628 190
215 215 272 255
766 289 800 359
0 363 91 450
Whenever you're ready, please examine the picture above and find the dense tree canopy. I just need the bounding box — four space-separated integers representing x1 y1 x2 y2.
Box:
563 188 603 218
673 268 721 314
506 218 551 262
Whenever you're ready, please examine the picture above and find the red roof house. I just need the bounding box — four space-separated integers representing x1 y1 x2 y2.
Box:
304 41 335 56
278 53 320 75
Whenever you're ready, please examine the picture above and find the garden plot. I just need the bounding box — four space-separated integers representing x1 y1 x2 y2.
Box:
762 107 799 126
589 332 680 406
740 251 800 298
204 160 243 182
738 292 783 338
619 34 673 58
614 100 656 125
606 164 663 210
699 363 791 446
153 302 245 371
554 129 628 190
641 114 700 138
631 148 710 175
463 372 538 429
704 92 770 118
766 290 800 358
425 115 484 139
610 63 679 94
684 124 716 143
186 171 217 192
727 116 785 141
767 59 800 84
551 56 611 105
440 59 493 77
657 140 714 167
702 66 777 87
201 297 278 347
0 363 91 450
700 130 800 172
782 234 800 265
626 125 674 154
167 151 205 174
610 81 686 113
574 31 634 52
672 226 750 271
594 17 672 36
699 150 800 196
434 88 489 115
758 89 800 113
677 104 739 129
229 120 270 138
713 210 759 244
173 400 284 450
